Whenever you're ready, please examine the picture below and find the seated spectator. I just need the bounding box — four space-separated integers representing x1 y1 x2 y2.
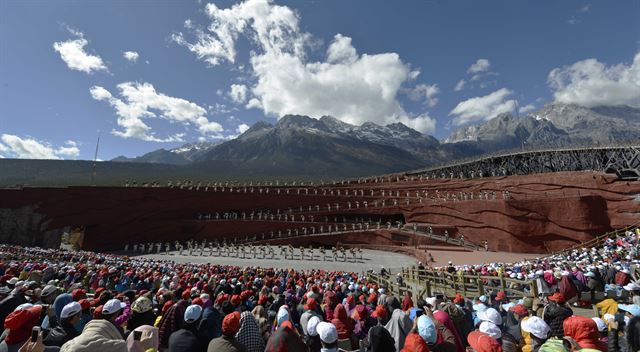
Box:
208 311 246 352
43 301 81 347
169 304 205 352
60 318 127 352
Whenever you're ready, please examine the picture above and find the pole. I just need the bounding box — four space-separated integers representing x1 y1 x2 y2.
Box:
91 132 100 186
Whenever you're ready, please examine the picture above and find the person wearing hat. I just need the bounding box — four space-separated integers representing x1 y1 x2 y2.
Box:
208 311 247 352
300 297 322 336
303 315 322 352
43 301 82 347
0 280 27 329
264 312 307 352
169 304 206 352
542 293 572 338
127 296 156 332
0 304 43 352
101 298 127 339
316 322 339 352
501 304 528 352
521 316 550 352
197 296 223 346
467 331 502 352
562 316 607 351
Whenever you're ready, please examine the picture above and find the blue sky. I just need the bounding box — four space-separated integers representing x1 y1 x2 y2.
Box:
0 0 638 160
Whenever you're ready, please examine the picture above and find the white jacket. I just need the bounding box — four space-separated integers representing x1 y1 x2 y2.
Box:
60 320 127 352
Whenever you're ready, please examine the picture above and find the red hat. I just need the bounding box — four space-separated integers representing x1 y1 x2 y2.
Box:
78 299 91 311
93 305 103 319
230 295 241 306
162 300 174 313
509 304 529 317
467 331 503 352
182 289 191 301
72 288 87 301
222 311 241 334
95 287 105 296
548 292 566 304
495 291 506 302
192 298 204 307
240 291 252 301
371 305 388 319
258 295 267 306
304 298 317 311
367 293 377 304
4 305 42 330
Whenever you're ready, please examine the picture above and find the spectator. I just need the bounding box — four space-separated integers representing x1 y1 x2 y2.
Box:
236 311 264 352
60 318 127 352
542 293 572 338
169 304 205 352
43 301 81 347
0 304 42 352
208 311 246 352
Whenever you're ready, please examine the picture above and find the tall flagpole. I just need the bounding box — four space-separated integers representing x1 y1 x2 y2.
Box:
91 132 101 186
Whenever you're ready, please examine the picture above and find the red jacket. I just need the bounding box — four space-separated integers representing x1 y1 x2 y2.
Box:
563 316 608 351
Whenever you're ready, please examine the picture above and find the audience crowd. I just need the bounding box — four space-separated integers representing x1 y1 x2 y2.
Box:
0 227 638 352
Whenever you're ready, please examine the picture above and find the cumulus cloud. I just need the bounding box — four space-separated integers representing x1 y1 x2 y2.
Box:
123 51 139 62
518 104 536 114
408 84 439 108
449 88 517 126
174 0 435 134
229 84 248 103
467 59 491 74
454 79 466 92
53 30 107 73
90 82 224 142
236 123 250 134
548 52 640 108
0 135 80 159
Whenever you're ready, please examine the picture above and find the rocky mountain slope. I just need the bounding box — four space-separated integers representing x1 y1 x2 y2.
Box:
109 103 640 176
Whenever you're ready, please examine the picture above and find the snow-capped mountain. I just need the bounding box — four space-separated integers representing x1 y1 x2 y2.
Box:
113 104 640 176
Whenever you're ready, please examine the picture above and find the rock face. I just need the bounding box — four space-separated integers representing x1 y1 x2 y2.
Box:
0 171 638 254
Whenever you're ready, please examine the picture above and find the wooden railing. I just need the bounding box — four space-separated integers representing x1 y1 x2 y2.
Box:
541 223 640 259
367 267 537 301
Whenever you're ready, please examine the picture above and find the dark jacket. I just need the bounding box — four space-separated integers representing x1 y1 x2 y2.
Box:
0 294 26 328
43 321 80 347
198 307 222 344
543 301 573 338
207 335 248 352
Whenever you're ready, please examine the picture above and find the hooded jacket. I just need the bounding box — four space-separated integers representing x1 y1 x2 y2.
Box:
331 303 354 339
563 316 607 351
60 319 127 352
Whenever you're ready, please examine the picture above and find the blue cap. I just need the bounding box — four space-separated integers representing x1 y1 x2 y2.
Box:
619 304 640 317
417 315 437 344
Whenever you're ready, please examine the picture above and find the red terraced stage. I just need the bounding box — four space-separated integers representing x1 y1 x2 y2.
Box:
0 171 638 255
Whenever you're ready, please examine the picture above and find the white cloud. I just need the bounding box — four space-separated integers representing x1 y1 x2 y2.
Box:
408 84 439 108
236 123 250 134
467 59 491 74
90 82 224 142
174 0 435 134
449 88 518 126
548 52 640 108
518 104 536 114
123 51 139 62
0 135 80 159
53 30 107 74
578 4 591 13
454 79 466 92
398 114 436 134
229 84 248 103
